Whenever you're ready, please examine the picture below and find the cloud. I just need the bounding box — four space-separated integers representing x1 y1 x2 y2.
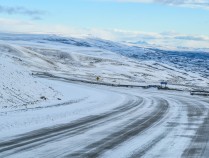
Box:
0 17 209 49
0 5 46 20
92 29 209 49
174 35 209 41
155 0 209 9
0 18 86 37
111 0 209 9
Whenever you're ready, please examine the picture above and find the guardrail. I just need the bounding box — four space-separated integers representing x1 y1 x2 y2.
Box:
190 91 209 96
33 72 146 88
32 72 182 92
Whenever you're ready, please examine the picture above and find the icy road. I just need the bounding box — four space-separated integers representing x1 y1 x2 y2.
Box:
0 79 209 158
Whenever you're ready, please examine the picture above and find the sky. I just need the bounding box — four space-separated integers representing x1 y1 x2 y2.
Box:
0 0 209 49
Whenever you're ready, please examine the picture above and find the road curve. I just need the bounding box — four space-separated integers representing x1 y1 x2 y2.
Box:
0 81 209 158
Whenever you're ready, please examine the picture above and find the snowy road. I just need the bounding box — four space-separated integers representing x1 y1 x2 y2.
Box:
1 80 209 158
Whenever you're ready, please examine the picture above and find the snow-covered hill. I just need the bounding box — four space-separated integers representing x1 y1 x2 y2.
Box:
0 33 208 91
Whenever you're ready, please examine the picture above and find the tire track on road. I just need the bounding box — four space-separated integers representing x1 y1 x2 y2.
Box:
67 99 169 158
0 96 145 156
182 99 209 158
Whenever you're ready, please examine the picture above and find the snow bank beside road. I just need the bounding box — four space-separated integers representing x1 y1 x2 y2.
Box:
0 79 126 140
0 55 60 111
